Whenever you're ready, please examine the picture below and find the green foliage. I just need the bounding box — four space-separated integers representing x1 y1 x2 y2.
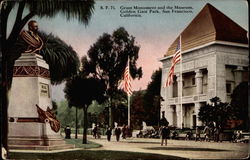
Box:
56 100 82 128
82 27 142 126
198 97 230 127
112 89 128 126
131 90 146 129
26 0 95 24
64 75 106 108
230 82 248 129
83 27 142 93
143 68 162 126
230 82 248 119
64 74 106 143
40 32 80 84
88 101 106 115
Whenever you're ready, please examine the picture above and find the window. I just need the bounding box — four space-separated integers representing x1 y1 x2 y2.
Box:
192 77 196 85
226 83 231 93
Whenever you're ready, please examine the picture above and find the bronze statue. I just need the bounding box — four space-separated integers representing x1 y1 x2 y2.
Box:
20 20 43 54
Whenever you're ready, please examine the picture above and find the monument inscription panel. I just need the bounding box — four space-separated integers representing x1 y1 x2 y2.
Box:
40 83 50 97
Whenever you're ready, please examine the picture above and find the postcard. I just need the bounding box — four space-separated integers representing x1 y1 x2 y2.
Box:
1 0 249 159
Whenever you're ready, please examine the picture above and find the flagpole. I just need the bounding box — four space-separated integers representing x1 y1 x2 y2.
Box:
128 95 130 127
127 58 131 127
180 35 183 129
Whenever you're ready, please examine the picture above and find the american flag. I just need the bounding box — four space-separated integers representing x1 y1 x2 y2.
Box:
124 60 132 96
165 38 181 87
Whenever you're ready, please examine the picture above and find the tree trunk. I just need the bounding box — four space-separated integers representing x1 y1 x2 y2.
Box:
0 4 34 158
1 49 9 159
109 96 114 128
82 106 88 144
75 107 78 139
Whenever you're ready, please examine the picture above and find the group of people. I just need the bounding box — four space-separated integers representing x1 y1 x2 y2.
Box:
92 125 101 139
94 125 130 142
195 125 222 142
159 124 223 144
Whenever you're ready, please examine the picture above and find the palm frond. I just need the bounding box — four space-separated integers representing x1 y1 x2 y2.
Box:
40 31 80 85
26 0 95 25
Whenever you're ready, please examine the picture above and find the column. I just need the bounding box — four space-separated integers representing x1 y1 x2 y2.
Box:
169 106 175 126
176 73 183 128
195 102 202 126
168 84 173 98
195 69 203 94
176 73 183 97
176 104 182 128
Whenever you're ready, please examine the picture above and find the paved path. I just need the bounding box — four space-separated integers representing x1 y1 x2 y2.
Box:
88 135 249 159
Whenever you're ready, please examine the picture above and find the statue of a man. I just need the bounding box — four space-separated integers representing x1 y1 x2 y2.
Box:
20 20 43 54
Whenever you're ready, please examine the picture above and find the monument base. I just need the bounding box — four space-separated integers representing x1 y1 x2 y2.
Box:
8 121 74 151
8 53 74 151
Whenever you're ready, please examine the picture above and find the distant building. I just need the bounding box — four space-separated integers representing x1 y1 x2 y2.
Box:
160 4 248 129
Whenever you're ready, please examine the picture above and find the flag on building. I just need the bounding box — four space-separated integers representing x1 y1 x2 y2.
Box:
124 60 132 96
165 38 181 87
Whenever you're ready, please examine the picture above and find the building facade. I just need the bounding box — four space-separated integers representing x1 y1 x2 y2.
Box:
160 4 248 129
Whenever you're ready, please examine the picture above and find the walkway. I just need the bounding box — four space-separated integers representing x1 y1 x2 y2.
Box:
88 135 249 159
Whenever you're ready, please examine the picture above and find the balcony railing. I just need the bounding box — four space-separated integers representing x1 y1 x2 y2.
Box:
167 94 207 105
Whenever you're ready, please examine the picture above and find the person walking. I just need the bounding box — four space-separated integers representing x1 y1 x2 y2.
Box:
92 125 97 139
195 126 201 141
214 126 221 142
106 127 112 141
115 127 121 142
122 125 126 139
96 125 101 139
204 125 210 142
161 125 170 146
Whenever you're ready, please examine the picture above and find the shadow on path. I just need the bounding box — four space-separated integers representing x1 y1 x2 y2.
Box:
145 147 229 152
127 141 160 144
10 150 188 160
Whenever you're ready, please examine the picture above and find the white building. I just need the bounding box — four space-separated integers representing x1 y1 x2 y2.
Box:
160 4 248 129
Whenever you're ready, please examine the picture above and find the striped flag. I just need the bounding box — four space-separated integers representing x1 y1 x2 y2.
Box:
124 60 132 96
165 38 181 87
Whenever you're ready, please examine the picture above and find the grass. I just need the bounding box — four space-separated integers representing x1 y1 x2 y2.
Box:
9 138 187 159
9 150 187 160
64 138 102 149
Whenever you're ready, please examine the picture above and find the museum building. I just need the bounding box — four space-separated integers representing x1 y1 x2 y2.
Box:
160 4 248 129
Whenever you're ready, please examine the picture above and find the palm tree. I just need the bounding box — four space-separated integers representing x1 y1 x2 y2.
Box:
0 0 95 157
40 32 80 84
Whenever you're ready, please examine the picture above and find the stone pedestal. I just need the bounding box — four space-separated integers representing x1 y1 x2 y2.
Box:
8 53 74 150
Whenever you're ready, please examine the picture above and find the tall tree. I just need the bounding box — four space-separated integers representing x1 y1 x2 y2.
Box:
64 74 106 144
143 68 162 126
0 0 94 155
82 27 142 127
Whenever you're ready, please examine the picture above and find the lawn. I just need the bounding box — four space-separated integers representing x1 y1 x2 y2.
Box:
9 150 187 160
64 138 102 149
9 139 187 159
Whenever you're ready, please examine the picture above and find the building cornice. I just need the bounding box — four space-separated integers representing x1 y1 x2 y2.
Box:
159 41 249 62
